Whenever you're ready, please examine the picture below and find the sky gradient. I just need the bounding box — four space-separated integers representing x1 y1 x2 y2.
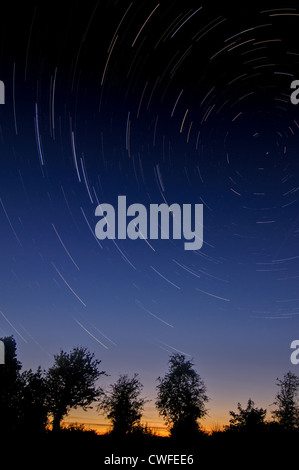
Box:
1 2 299 432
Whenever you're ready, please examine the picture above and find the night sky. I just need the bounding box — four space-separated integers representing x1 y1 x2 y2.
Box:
1 2 299 432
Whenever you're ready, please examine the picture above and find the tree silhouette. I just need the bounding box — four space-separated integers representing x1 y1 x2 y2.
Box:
156 354 208 437
272 371 299 431
0 336 23 433
99 373 146 436
225 398 267 432
19 367 49 433
46 346 106 431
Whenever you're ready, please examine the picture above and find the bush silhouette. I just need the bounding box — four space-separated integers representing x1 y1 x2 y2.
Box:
225 398 267 432
99 373 146 436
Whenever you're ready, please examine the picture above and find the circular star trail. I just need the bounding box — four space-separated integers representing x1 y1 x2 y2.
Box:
1 2 299 429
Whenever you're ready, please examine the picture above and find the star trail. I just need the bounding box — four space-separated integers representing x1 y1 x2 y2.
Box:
0 2 299 430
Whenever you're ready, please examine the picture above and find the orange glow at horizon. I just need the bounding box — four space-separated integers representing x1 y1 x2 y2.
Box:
62 406 229 436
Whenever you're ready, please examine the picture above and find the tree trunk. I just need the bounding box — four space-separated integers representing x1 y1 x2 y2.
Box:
52 412 63 432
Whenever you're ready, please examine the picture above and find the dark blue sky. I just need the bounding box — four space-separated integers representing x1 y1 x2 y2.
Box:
0 2 299 430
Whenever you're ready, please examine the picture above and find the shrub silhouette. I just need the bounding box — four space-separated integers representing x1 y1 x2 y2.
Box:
98 373 146 436
225 398 267 432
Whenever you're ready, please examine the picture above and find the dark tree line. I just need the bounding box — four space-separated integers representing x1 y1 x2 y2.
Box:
0 336 106 433
1 335 299 437
224 372 299 433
